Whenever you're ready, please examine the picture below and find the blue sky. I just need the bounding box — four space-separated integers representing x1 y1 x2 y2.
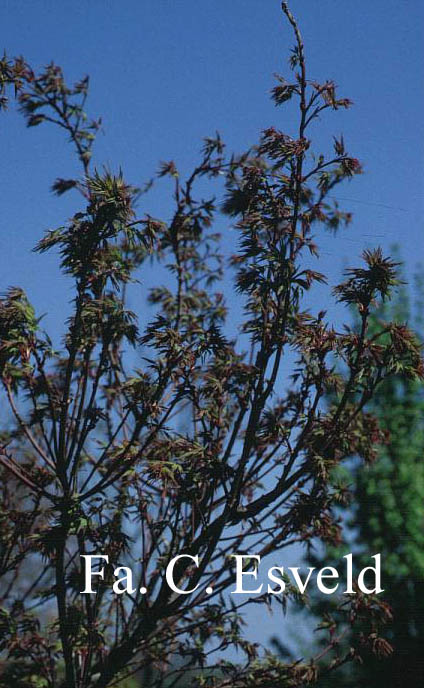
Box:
2 0 424 334
1 0 423 653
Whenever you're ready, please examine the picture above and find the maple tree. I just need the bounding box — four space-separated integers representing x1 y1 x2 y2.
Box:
0 4 422 687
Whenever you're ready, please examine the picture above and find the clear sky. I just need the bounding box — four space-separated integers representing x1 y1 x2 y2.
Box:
2 0 424 331
1 0 424 653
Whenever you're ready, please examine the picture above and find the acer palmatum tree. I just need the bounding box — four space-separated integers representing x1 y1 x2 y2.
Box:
0 4 422 688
